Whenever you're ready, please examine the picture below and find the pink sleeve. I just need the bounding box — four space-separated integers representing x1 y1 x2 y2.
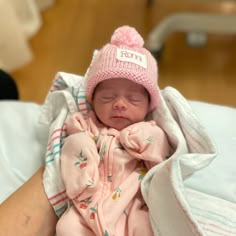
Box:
65 112 89 135
60 112 100 200
65 111 100 137
119 121 170 167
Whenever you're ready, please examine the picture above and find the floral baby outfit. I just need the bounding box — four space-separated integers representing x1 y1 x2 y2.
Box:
56 111 170 236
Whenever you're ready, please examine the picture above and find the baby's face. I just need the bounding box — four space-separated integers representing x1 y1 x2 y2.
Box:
92 78 149 131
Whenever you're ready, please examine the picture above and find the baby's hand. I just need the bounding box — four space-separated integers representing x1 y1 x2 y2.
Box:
120 121 156 155
120 121 169 163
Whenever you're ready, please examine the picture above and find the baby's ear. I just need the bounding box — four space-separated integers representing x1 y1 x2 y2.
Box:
89 98 94 108
88 110 104 128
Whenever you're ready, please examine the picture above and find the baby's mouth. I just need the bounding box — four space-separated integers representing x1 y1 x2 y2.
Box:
112 115 127 119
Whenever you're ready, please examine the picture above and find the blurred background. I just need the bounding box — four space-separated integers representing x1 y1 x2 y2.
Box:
1 0 236 107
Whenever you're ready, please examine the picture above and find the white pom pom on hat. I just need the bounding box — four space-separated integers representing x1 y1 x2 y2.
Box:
85 25 159 111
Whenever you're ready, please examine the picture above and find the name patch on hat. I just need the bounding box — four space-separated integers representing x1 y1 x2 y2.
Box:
116 48 147 68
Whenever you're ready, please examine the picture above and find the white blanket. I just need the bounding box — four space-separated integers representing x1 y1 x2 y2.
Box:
41 72 236 235
142 89 236 235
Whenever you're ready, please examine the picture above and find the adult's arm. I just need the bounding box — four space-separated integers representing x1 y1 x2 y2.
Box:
0 166 58 236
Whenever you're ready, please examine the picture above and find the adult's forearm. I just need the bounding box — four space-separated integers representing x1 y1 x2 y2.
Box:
0 166 58 236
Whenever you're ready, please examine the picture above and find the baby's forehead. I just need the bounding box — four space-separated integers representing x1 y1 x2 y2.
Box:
95 78 146 92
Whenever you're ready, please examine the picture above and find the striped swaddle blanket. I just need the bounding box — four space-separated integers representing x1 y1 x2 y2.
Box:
40 72 236 235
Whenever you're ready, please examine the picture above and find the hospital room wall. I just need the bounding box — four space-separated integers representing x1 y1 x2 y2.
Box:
10 0 236 107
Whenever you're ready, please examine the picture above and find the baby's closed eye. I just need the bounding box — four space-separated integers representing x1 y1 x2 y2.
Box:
127 94 145 103
100 96 115 103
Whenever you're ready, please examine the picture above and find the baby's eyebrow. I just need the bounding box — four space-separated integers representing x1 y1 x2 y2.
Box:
128 87 148 94
96 85 114 91
128 89 141 93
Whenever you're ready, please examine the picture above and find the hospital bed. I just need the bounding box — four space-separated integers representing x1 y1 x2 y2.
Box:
147 13 236 54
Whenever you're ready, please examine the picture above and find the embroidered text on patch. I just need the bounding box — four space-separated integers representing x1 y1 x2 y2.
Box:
116 48 147 68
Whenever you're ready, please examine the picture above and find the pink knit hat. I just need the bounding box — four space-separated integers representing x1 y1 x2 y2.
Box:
85 25 159 111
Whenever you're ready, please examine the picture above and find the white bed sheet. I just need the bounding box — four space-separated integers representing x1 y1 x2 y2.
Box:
185 101 236 203
0 101 49 202
0 100 235 204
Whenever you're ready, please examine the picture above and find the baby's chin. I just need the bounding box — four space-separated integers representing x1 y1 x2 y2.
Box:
109 124 129 131
107 118 131 131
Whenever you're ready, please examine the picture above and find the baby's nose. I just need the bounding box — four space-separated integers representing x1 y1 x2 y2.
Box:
113 98 127 110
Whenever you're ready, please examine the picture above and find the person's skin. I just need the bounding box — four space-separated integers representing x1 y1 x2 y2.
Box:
0 166 58 236
92 78 150 131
